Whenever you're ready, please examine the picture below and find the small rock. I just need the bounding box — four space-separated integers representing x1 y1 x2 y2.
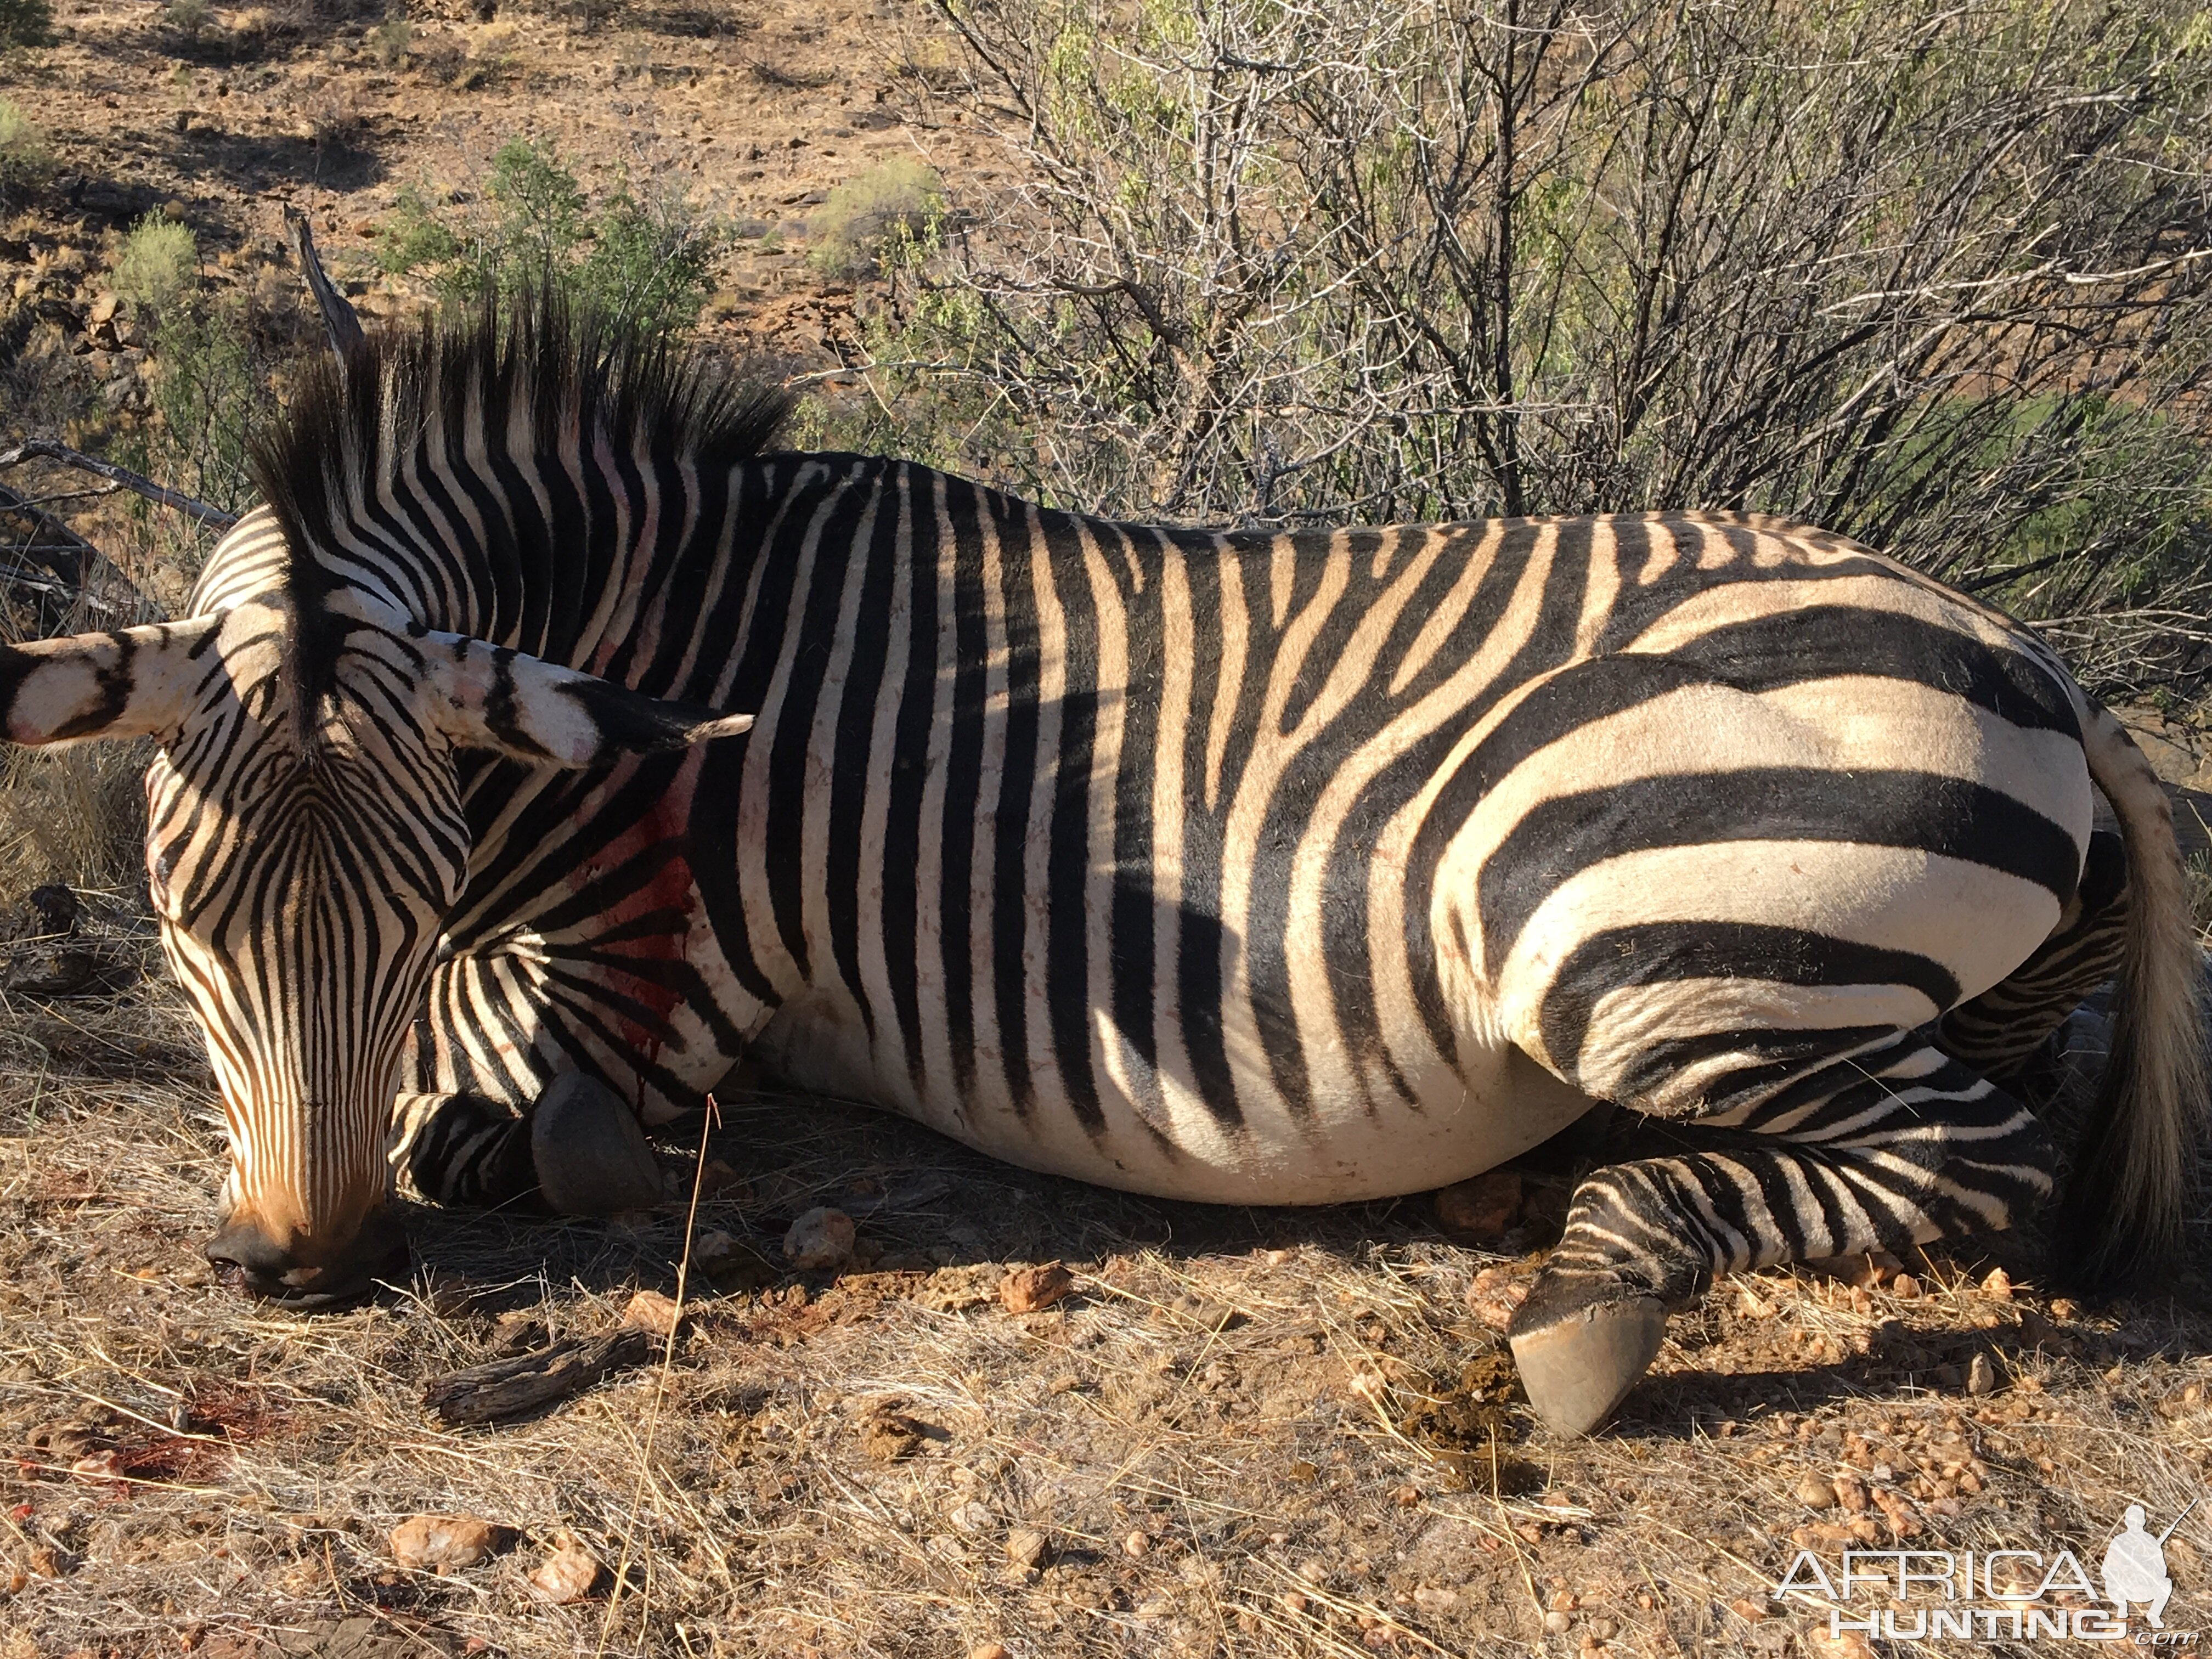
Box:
87 292 118 325
1966 1353 1999 1396
1122 1528 1150 1558
1466 1266 1531 1331
782 1206 855 1269
948 1499 995 1534
621 1289 684 1338
969 1646 1009 1659
1282 1590 1310 1615
1796 1474 1839 1509
1729 1598 1768 1623
1833 1475 1869 1512
1004 1526 1048 1570
697 1159 748 1198
69 1449 125 1482
998 1262 1074 1314
1544 1610 1573 1634
1892 1274 1921 1299
389 1514 510 1572
1434 1170 1523 1240
1980 1268 2013 1301
529 1531 602 1604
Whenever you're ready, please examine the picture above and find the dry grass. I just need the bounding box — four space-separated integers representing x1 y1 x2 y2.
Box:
1 955 2210 1658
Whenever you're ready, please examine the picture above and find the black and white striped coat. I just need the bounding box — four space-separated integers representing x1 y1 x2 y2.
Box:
3 304 2193 1431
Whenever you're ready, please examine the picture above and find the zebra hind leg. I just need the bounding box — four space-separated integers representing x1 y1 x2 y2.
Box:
1937 826 2128 1084
1506 1036 2056 1436
393 1075 664 1216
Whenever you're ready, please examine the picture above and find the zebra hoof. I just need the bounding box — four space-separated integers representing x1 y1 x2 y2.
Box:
529 1073 663 1216
1508 1295 1667 1437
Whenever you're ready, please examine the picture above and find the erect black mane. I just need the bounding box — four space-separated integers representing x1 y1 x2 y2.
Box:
250 292 792 747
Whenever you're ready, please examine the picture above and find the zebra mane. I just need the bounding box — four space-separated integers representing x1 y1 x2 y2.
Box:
249 291 792 749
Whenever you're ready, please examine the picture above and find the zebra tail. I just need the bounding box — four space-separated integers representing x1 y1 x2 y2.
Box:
2057 702 2207 1290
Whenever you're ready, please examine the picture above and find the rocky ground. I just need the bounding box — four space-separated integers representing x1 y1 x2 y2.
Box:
0 0 980 377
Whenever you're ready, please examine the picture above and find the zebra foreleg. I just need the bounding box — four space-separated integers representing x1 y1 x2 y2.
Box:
391 1075 665 1216
1507 1039 2056 1436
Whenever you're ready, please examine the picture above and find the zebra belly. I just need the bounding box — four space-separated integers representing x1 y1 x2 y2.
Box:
749 990 1595 1204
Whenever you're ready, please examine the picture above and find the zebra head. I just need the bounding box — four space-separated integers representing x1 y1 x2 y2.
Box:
0 600 751 1305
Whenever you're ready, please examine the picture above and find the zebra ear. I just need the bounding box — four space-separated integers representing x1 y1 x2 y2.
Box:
0 619 215 747
419 633 753 768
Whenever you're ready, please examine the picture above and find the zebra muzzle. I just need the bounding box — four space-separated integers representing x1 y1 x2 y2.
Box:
202 1206 413 1308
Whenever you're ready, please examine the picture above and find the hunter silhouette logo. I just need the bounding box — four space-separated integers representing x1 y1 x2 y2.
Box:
2104 1501 2194 1631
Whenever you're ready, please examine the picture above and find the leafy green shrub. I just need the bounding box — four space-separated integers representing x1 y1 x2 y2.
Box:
0 97 47 190
377 138 724 342
369 15 410 65
113 215 198 316
0 0 54 48
161 0 209 42
808 158 943 280
142 296 257 515
373 185 459 276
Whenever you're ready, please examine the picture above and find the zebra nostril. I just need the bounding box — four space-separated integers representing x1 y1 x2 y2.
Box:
202 1218 296 1283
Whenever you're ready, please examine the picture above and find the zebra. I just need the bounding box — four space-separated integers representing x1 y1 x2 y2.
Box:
0 298 2197 1436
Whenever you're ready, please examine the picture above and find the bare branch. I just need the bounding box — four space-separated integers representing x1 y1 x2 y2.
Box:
0 439 238 531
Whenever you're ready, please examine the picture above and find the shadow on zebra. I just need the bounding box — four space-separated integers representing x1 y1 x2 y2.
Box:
0 293 2199 1436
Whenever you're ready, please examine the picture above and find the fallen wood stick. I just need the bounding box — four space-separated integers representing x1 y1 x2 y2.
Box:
0 479 160 623
421 1329 657 1427
0 438 236 530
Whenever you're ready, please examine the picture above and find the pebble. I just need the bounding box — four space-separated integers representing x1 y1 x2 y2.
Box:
69 1450 125 1482
1543 1610 1572 1634
1892 1274 1921 1299
782 1206 856 1269
1966 1352 1999 1395
1796 1474 1839 1509
999 1262 1075 1314
1980 1267 2013 1300
529 1531 602 1604
1004 1526 1048 1570
389 1514 509 1571
621 1289 684 1338
1434 1170 1523 1240
1833 1475 1869 1512
969 1646 1009 1659
1122 1528 1150 1558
